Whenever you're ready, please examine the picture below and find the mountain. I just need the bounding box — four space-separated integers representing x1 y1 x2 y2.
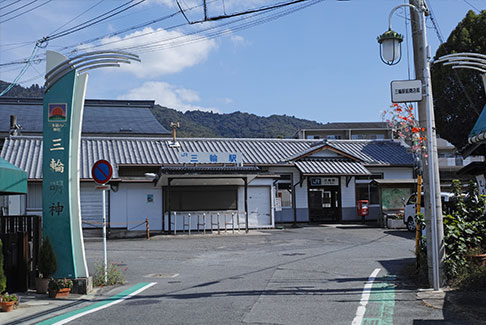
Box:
151 105 324 138
0 81 44 98
0 80 324 138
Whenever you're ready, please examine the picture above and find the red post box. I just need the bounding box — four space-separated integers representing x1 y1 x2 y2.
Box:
357 200 369 216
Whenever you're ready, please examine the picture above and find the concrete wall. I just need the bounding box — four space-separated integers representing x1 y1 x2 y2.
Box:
110 183 162 231
340 176 357 221
269 166 309 223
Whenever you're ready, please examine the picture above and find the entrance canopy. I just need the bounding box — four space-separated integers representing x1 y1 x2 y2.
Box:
155 165 261 186
294 159 371 176
0 157 27 195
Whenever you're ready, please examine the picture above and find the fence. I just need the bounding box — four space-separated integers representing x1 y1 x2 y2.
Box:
167 211 247 235
0 215 42 292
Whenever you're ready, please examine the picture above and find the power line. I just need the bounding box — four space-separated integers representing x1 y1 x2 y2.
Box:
44 0 146 42
0 0 53 24
463 0 480 12
49 0 105 35
0 43 40 96
0 0 38 18
0 0 21 11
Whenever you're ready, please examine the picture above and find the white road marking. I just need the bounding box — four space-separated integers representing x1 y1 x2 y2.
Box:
52 282 156 325
352 268 381 325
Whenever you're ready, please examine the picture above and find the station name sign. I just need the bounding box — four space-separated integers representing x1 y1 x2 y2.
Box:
390 80 422 103
179 152 243 164
310 177 339 186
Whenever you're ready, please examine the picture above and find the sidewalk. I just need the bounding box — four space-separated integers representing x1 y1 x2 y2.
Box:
0 286 116 325
417 288 486 324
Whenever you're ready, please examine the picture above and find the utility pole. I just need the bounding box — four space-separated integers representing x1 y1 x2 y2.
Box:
409 0 445 287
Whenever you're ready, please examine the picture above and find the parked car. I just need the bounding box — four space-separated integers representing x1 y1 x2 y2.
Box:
403 192 454 232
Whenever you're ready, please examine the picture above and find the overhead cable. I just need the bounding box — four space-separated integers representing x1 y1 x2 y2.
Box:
0 0 53 24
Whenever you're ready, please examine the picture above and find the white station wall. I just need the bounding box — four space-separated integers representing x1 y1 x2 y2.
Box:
110 183 162 231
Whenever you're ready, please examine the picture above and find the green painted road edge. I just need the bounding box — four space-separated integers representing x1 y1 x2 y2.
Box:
362 275 396 325
37 282 155 325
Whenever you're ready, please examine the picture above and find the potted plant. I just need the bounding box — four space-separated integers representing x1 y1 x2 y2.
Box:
36 236 57 294
0 293 18 312
48 278 73 299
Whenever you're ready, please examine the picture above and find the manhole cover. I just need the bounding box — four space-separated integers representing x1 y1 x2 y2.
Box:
282 253 306 256
144 273 179 278
126 299 160 306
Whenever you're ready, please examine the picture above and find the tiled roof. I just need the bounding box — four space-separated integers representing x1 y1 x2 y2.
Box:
0 98 170 135
1 136 413 179
329 140 415 165
295 159 371 176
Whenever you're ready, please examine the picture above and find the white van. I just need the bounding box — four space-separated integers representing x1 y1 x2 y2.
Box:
403 192 454 232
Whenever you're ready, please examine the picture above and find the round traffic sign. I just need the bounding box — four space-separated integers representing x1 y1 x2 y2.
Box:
92 160 113 184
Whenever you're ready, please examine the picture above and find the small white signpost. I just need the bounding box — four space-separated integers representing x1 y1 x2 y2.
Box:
92 160 113 284
390 80 423 103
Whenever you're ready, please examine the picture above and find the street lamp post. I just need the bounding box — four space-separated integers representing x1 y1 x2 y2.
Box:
378 3 442 290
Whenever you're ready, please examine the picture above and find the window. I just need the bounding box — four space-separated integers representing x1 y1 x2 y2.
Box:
355 175 382 205
355 183 379 204
276 175 292 208
168 186 237 211
326 135 342 140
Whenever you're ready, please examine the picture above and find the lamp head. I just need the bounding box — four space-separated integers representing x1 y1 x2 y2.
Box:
377 29 403 65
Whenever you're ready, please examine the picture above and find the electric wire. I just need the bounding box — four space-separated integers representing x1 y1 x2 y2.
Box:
0 0 52 24
426 0 480 116
0 0 21 11
0 0 38 18
49 0 105 35
65 0 323 55
0 44 40 96
44 0 146 42
463 0 480 12
0 0 322 85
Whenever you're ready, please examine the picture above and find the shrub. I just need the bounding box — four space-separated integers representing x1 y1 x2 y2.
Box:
39 236 57 278
0 292 18 304
0 239 5 293
93 261 126 287
48 278 73 293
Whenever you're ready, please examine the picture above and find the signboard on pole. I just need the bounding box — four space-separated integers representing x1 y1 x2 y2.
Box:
391 80 423 103
92 160 113 185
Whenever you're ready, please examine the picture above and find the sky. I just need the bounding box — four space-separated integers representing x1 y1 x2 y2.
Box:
1 0 485 124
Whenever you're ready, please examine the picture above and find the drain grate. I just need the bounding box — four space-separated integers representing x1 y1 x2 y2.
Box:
144 273 179 278
282 253 306 256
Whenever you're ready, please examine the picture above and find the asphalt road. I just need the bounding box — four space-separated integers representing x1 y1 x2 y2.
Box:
49 225 465 324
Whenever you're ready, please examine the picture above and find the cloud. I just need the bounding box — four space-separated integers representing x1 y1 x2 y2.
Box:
95 27 216 78
119 81 218 113
229 35 248 46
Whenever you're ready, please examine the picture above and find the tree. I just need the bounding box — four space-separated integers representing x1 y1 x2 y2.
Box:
431 10 486 150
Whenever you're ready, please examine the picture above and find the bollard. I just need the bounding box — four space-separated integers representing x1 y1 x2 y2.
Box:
218 213 221 235
231 212 235 234
203 213 206 235
146 218 150 240
174 211 177 235
237 212 241 233
188 213 191 235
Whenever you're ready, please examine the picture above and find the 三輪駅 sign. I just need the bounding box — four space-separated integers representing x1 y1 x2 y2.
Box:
390 80 422 103
179 152 243 164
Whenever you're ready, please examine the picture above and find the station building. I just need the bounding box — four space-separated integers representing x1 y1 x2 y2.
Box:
0 98 416 233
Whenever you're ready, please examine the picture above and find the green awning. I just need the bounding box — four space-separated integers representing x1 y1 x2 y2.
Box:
0 157 27 195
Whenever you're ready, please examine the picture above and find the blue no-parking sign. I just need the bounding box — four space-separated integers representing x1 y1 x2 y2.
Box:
92 160 113 185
